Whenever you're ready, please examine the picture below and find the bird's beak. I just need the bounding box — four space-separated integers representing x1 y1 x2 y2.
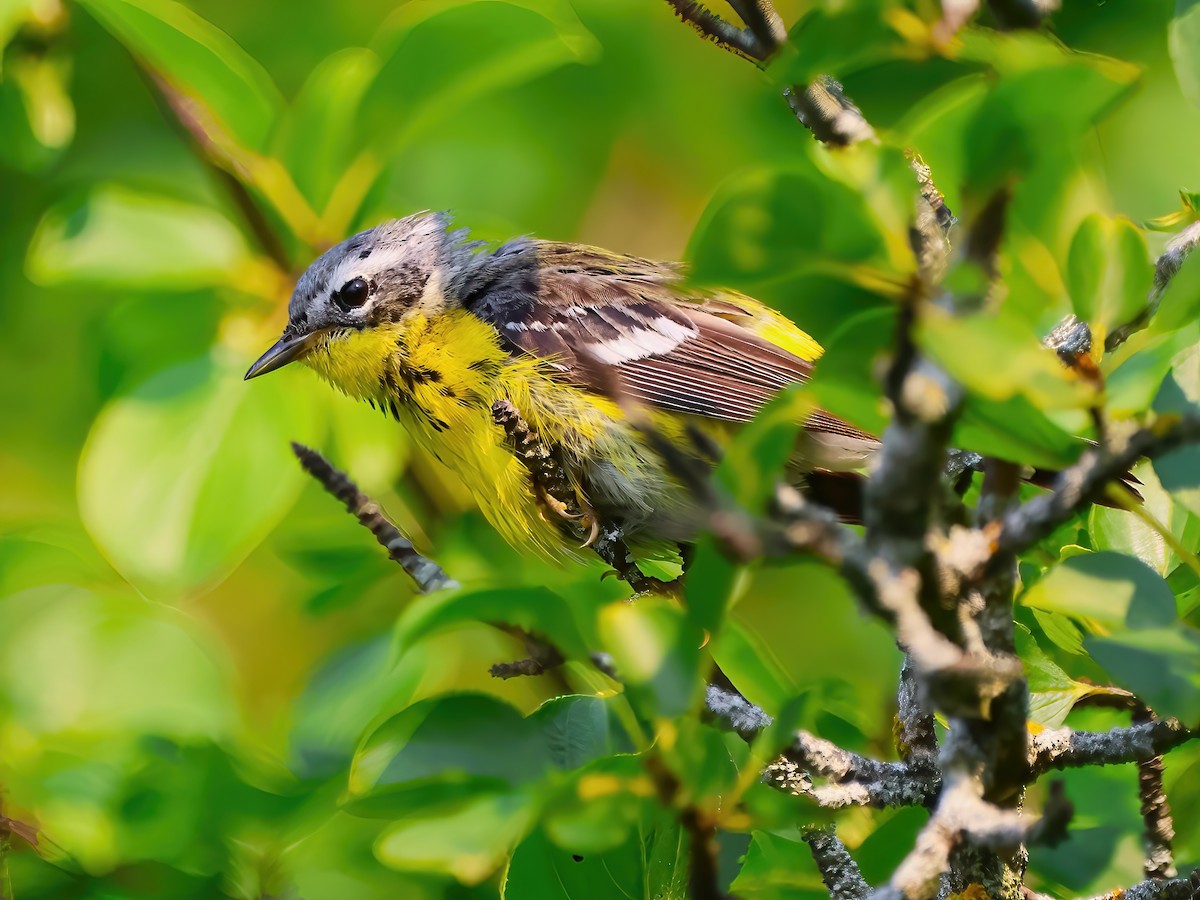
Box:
244 331 319 380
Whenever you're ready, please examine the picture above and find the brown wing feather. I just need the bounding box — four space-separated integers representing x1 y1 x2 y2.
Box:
490 243 813 423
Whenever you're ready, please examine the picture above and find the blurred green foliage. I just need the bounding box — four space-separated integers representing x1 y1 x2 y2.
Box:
2 0 1200 897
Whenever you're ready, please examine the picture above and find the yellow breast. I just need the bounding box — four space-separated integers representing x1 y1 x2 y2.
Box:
304 310 608 558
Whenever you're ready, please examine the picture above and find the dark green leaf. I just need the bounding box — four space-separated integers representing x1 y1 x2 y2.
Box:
393 585 592 663
1020 551 1177 631
1086 627 1200 721
349 694 552 816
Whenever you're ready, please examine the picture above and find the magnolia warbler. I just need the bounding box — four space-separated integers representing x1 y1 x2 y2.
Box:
243 213 1100 561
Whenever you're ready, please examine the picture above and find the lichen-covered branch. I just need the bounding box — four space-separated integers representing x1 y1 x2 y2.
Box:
802 828 870 900
1028 719 1194 778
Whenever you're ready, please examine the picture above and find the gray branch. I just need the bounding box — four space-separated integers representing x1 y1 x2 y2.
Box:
802 828 870 900
1029 719 1194 778
1080 872 1199 900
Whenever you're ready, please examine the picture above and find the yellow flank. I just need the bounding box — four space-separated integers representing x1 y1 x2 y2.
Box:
302 296 823 560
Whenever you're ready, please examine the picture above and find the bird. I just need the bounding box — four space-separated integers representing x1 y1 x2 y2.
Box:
243 212 1118 563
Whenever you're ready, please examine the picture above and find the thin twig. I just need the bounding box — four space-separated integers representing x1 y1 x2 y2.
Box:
663 0 764 60
291 443 457 593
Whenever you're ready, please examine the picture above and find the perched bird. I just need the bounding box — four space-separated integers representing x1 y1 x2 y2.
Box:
243 213 1108 561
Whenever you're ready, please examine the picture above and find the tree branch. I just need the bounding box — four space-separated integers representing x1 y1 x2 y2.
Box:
292 443 457 593
1028 719 1194 778
802 828 870 900
663 0 764 61
998 414 1200 556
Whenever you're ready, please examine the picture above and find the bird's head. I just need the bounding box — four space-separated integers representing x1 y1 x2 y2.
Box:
245 211 475 380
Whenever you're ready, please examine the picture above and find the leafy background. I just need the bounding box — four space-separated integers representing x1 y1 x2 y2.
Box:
2 0 1200 897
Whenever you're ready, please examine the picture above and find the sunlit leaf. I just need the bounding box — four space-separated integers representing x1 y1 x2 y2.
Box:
77 0 283 150
1066 214 1153 337
272 47 381 211
1090 460 1200 576
597 596 703 719
0 51 74 171
1170 0 1200 109
26 186 249 289
78 352 320 598
0 585 235 739
1015 624 1124 728
375 788 538 883
918 305 1092 411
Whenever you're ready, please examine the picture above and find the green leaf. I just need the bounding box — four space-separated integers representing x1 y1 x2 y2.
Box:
529 695 632 771
918 305 1093 411
393 585 592 664
1066 214 1154 336
26 186 249 289
0 51 74 172
505 813 688 900
1090 460 1200 576
77 0 283 151
1015 624 1124 727
962 50 1138 191
730 830 825 896
78 352 319 599
349 694 552 816
1020 551 1177 632
769 2 928 85
597 596 703 719
272 47 382 210
1086 627 1200 721
683 536 749 641
359 0 598 157
375 788 537 884
1171 0 1200 109
540 756 650 855
0 585 236 739
686 156 904 289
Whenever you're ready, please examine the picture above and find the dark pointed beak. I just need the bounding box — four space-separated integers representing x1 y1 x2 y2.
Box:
244 331 318 380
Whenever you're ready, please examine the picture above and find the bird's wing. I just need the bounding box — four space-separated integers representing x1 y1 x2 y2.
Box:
482 242 818 423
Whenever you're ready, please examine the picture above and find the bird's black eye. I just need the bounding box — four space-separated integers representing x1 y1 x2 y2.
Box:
334 277 370 310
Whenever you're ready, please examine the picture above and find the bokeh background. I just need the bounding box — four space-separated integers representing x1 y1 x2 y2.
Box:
2 0 1200 897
